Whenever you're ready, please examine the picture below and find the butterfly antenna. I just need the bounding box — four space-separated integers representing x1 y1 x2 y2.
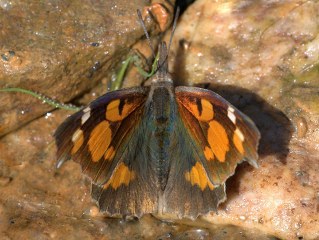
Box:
167 7 180 54
157 7 180 75
137 9 156 59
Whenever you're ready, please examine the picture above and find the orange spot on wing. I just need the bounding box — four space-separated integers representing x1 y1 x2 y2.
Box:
71 129 84 154
204 146 214 161
185 162 215 190
106 99 121 121
104 163 135 190
207 120 229 162
106 99 135 122
88 121 112 162
233 129 244 154
188 102 200 119
104 146 115 161
200 99 214 121
182 98 214 122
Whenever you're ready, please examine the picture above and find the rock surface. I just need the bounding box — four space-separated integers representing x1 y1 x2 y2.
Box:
0 0 318 239
0 0 171 136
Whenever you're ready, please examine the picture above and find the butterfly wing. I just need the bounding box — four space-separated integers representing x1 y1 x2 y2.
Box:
175 86 260 183
55 87 159 216
161 86 260 218
161 122 227 218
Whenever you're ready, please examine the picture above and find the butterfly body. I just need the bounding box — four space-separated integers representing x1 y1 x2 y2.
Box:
144 82 176 191
55 42 260 219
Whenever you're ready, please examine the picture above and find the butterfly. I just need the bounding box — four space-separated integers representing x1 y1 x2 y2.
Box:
54 31 260 219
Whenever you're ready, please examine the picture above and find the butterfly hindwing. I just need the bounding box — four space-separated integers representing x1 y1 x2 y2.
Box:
161 114 227 218
91 115 160 216
175 86 260 185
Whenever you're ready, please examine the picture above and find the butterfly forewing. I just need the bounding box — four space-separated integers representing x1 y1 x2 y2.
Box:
55 87 150 183
175 86 260 185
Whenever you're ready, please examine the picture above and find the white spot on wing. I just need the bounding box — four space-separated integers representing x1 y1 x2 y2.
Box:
235 128 244 141
227 106 236 124
228 106 235 112
72 129 83 143
83 107 91 113
81 107 91 125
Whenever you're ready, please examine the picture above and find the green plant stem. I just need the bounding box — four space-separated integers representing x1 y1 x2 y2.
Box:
0 88 80 111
